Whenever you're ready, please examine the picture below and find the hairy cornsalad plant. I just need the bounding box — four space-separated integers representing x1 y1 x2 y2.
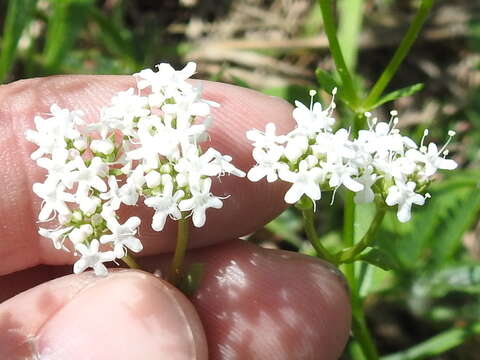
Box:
15 0 480 359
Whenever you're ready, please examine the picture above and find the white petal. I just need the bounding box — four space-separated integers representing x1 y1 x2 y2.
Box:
284 184 304 204
152 212 168 231
397 203 412 223
192 209 206 227
247 166 267 182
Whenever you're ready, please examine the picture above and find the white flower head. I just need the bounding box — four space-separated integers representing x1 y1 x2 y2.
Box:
73 240 115 277
385 180 427 223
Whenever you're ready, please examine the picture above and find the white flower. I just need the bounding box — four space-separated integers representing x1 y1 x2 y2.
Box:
178 178 223 227
323 161 363 192
246 123 286 149
69 224 94 244
90 139 115 155
145 170 162 188
175 147 222 186
292 100 335 136
100 176 122 210
100 216 142 258
407 143 457 177
33 180 75 221
162 86 211 126
36 148 76 186
284 135 309 162
279 160 323 204
209 150 246 177
354 171 379 204
73 239 115 276
247 146 286 182
313 129 355 163
385 180 427 223
144 181 184 231
39 226 73 250
78 196 101 216
134 62 196 98
65 156 108 195
25 116 59 160
101 88 150 134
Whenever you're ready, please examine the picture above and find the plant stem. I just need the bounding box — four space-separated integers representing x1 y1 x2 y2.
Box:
121 254 140 269
342 191 380 360
318 0 359 106
342 191 356 287
302 208 336 263
352 307 380 360
167 214 190 286
337 207 386 263
363 0 436 109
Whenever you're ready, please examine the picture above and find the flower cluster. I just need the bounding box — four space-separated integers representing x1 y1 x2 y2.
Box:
26 62 245 276
246 90 457 223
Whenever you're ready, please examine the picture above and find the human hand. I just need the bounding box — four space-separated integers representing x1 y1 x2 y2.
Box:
0 77 350 359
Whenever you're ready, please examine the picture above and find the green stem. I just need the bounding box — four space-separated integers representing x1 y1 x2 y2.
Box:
352 308 380 360
337 207 386 263
363 0 436 109
342 191 356 287
342 191 380 360
167 214 190 286
319 0 359 106
302 208 336 263
121 254 140 269
382 322 480 360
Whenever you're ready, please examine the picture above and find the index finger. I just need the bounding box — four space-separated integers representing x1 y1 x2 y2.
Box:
0 76 294 275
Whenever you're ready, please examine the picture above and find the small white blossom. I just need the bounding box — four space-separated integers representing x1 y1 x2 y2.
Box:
33 181 75 221
279 160 323 204
100 216 142 258
73 240 115 276
144 181 185 231
38 226 73 250
178 178 223 227
385 180 427 223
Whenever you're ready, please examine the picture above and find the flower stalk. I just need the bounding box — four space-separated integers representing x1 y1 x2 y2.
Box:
121 254 141 269
167 214 190 286
302 207 336 263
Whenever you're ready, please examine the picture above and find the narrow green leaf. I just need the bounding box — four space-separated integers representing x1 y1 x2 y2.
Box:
357 247 399 271
0 0 38 82
315 68 340 94
42 0 94 73
367 83 424 110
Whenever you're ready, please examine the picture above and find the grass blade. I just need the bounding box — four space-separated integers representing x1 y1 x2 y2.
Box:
42 0 94 73
0 0 38 82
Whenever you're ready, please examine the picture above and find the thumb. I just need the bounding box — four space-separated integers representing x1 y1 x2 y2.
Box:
0 270 207 360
